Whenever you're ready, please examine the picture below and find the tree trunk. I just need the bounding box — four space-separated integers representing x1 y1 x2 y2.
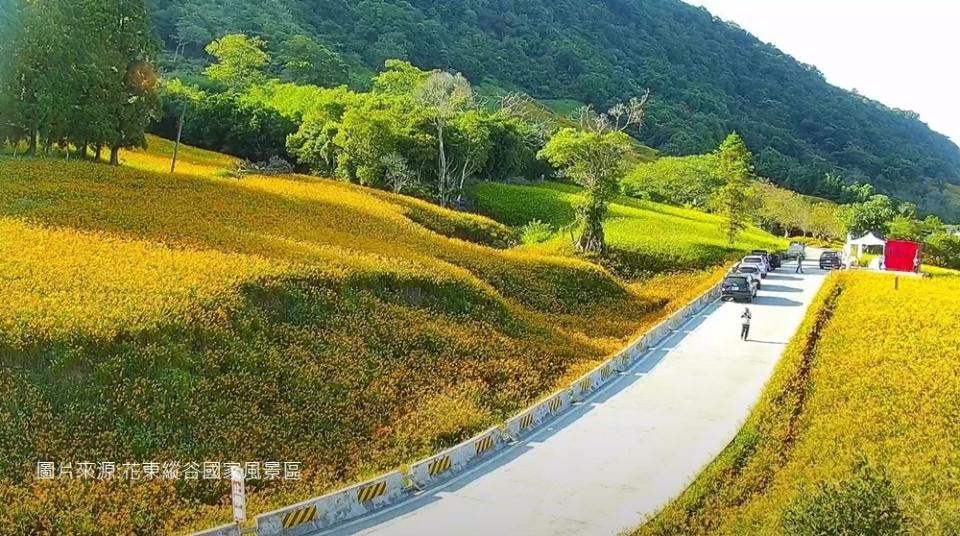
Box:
437 121 447 206
456 157 470 207
109 144 120 166
576 219 606 253
27 129 37 156
170 99 187 173
574 201 607 254
79 142 88 160
171 39 184 68
94 144 102 162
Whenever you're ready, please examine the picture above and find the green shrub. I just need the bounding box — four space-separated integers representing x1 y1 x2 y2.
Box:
857 253 879 268
521 219 554 244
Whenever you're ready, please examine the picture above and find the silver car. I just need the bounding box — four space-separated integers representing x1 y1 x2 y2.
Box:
740 255 768 278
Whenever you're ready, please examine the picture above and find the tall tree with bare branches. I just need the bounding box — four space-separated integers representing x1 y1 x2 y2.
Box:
538 92 650 253
416 71 473 206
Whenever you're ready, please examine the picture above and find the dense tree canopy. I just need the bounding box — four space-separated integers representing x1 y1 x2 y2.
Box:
277 61 541 202
147 0 960 220
154 81 296 162
837 195 898 236
276 34 349 87
1 0 160 163
203 33 270 90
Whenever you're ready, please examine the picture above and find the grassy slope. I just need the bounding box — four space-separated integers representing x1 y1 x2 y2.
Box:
636 271 960 535
471 181 787 273
0 136 755 534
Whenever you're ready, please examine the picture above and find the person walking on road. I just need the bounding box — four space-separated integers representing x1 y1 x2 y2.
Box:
740 307 752 341
795 251 805 274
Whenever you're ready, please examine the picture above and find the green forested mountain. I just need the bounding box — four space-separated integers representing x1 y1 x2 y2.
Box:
147 0 960 219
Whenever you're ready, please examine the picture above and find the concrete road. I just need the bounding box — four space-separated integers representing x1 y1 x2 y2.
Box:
317 261 828 536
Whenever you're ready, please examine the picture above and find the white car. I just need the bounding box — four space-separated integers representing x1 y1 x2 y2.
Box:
740 255 769 278
733 264 763 289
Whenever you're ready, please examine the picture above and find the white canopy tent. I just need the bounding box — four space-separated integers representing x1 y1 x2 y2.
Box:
844 232 886 268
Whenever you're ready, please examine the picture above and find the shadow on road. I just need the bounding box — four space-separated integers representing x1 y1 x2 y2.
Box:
752 295 803 307
761 284 803 293
765 274 803 281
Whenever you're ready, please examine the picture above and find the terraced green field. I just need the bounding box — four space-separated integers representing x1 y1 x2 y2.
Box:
471 181 787 273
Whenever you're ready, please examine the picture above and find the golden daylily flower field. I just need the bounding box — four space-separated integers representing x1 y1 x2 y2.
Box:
637 271 960 535
1 137 776 534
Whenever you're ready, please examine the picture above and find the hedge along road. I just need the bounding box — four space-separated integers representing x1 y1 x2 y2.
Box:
315 256 829 536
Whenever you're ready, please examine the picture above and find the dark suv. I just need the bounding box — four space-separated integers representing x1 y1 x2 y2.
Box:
819 251 842 270
721 274 758 302
751 249 780 269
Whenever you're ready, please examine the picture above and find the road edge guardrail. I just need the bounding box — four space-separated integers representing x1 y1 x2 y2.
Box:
191 522 241 536
197 283 722 536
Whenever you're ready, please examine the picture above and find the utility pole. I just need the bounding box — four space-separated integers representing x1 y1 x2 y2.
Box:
169 37 188 174
170 97 187 174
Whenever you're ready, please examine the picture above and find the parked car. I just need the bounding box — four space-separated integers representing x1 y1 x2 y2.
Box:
786 242 806 260
741 255 769 278
751 249 775 271
733 264 763 290
721 274 758 302
769 252 782 269
819 250 842 270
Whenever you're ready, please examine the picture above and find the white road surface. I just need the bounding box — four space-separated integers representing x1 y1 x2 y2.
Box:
317 260 828 536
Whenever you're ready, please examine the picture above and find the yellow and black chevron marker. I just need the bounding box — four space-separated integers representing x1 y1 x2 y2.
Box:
601 365 612 379
548 397 563 412
282 504 317 529
427 455 452 476
475 434 495 455
357 481 388 503
519 413 535 430
579 378 592 393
